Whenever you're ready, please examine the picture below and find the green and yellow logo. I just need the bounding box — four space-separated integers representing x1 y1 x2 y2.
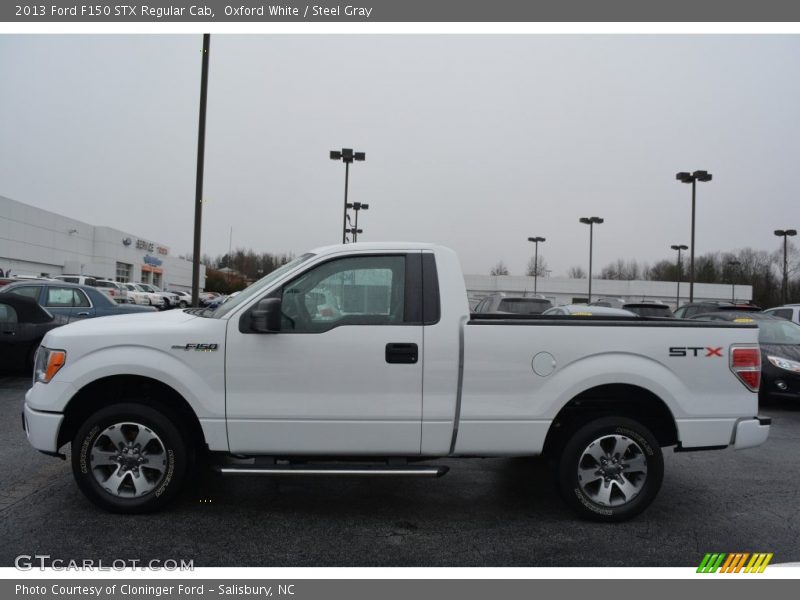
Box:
697 553 773 573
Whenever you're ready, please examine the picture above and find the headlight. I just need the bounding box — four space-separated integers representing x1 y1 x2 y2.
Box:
33 347 67 384
767 355 800 373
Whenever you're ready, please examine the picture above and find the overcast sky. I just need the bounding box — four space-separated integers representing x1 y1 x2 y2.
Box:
1 35 799 276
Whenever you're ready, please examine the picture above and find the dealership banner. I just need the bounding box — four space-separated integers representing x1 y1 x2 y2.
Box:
4 0 800 22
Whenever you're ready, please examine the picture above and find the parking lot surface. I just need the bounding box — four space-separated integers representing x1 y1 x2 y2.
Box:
2 373 799 567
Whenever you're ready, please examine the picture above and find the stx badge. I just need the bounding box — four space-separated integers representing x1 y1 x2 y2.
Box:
669 346 723 357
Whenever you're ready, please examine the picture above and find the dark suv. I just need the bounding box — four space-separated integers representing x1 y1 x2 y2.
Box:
674 301 761 319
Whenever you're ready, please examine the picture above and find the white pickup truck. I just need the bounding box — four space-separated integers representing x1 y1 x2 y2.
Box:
23 243 770 521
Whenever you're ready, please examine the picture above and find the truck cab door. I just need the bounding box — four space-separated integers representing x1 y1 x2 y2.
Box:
225 252 424 455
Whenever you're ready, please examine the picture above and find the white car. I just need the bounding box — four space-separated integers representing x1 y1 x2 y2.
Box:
121 283 164 307
169 290 193 308
94 279 129 304
23 242 768 521
136 283 180 309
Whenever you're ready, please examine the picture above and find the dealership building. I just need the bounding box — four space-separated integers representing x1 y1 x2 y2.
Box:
0 195 204 291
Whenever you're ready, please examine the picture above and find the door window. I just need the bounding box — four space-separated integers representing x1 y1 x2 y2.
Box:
7 286 40 300
46 287 90 308
280 256 406 332
0 303 17 323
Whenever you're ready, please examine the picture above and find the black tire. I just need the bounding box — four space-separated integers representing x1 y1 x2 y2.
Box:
71 403 191 514
556 416 663 522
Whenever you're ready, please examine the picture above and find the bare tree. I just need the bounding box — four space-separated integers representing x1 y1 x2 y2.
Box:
525 255 549 277
568 265 587 279
490 261 510 276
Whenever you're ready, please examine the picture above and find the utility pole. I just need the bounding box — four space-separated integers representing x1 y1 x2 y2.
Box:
191 34 211 307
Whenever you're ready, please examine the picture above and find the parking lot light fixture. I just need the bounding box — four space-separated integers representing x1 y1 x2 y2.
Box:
351 202 369 242
331 148 366 244
345 227 363 241
527 236 546 295
579 217 604 303
676 170 713 303
775 229 797 304
670 244 689 308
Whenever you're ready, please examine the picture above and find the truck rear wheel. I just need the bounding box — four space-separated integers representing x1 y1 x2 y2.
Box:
556 416 663 522
71 403 190 513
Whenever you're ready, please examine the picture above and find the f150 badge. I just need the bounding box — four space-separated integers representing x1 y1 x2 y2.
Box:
669 346 723 357
171 343 219 352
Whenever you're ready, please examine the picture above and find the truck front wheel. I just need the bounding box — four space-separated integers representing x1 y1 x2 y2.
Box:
71 403 190 513
557 416 663 522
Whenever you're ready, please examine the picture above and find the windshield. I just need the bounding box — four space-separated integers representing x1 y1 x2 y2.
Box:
207 253 315 318
758 319 800 345
133 284 148 292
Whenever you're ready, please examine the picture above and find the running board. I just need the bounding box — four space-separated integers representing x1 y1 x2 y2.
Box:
214 464 449 477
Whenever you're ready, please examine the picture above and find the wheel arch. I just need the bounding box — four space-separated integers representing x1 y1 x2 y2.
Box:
58 375 207 453
542 383 679 456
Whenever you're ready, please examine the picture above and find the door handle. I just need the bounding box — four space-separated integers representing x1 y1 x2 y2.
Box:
385 343 418 364
77 312 90 316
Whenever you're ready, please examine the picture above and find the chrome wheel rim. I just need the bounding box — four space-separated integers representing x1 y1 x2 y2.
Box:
89 422 168 498
577 434 648 507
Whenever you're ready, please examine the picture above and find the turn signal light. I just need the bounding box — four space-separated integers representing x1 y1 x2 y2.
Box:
730 346 761 392
33 348 67 384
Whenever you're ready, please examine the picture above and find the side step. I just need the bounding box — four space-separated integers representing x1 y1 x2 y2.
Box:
214 464 449 477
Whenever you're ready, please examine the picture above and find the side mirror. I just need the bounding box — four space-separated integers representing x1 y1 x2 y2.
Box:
251 298 282 333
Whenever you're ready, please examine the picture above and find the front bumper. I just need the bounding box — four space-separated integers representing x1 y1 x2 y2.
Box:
23 402 64 453
733 416 771 450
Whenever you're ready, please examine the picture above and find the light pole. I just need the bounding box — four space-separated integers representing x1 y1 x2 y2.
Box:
330 148 365 244
527 236 546 295
671 244 688 308
774 229 797 304
191 33 211 307
347 202 369 242
727 259 741 303
579 217 603 303
676 170 712 302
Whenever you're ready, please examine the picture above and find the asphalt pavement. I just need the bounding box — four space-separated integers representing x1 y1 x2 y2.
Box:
2 373 799 567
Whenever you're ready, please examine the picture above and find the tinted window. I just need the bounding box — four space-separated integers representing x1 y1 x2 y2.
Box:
767 308 793 321
58 276 80 284
497 298 552 314
46 287 90 308
0 303 17 323
625 306 672 317
7 286 40 300
281 255 406 332
683 306 700 318
758 320 800 345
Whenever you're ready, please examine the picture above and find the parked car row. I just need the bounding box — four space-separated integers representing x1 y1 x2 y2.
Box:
0 281 157 371
470 293 800 405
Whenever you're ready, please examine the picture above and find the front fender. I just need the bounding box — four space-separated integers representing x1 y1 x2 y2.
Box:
29 345 225 421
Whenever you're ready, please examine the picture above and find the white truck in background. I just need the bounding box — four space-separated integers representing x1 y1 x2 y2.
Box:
23 243 770 521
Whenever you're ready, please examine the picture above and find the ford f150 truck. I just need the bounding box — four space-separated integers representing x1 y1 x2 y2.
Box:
23 243 770 521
